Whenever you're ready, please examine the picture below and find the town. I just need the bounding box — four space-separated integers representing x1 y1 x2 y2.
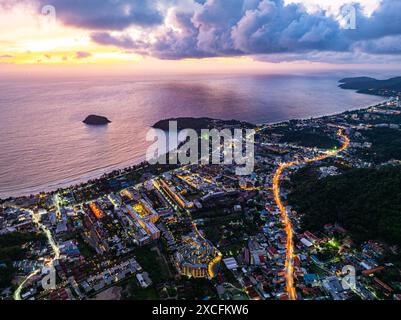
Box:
1 98 401 301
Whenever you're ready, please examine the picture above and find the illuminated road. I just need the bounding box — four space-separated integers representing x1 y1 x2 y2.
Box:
14 208 60 300
272 128 350 300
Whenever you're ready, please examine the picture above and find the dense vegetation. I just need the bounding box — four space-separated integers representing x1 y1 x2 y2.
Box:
360 128 401 163
0 232 46 289
266 125 340 149
289 166 401 245
0 232 45 261
153 117 255 131
0 260 17 289
133 245 171 283
279 130 340 149
339 77 401 96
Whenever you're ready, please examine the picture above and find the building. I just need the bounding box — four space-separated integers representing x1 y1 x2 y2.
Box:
156 177 194 209
223 257 238 270
89 202 105 220
174 233 222 279
126 205 160 240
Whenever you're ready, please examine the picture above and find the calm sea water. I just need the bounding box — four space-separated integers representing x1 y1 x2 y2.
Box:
0 73 384 198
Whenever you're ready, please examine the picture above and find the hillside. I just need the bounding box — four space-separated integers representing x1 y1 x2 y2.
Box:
288 166 401 246
152 117 255 131
339 77 401 96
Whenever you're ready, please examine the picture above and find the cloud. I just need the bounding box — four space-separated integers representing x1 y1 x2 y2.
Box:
90 31 149 50
91 0 352 59
75 51 92 59
157 0 401 61
352 36 401 55
140 8 216 59
5 0 401 63
352 0 401 41
34 0 164 30
230 1 347 54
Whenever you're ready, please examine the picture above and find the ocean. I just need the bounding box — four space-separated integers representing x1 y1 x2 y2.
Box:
0 72 385 198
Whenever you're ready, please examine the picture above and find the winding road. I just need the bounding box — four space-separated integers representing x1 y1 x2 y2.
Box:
13 208 60 300
272 128 350 300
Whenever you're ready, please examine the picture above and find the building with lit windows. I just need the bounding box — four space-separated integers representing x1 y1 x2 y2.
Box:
156 177 194 209
174 233 222 279
126 205 160 240
89 202 105 220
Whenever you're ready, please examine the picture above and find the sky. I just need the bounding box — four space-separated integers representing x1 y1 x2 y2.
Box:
1 0 401 74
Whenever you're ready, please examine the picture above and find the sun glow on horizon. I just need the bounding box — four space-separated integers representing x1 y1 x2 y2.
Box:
0 2 144 65
1 0 399 75
0 3 336 74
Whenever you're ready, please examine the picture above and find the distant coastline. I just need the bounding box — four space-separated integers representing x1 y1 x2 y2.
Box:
339 76 401 97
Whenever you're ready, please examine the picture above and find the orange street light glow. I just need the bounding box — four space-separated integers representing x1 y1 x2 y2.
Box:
272 128 350 300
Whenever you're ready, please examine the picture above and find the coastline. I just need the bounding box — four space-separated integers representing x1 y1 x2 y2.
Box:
0 157 146 199
0 98 390 201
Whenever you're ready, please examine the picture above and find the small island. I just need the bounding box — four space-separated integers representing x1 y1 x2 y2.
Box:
83 115 111 126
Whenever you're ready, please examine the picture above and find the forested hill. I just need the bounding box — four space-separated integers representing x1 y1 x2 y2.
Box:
288 166 401 246
339 77 401 96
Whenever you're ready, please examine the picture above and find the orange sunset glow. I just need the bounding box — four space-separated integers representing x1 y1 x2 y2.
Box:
1 0 398 75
